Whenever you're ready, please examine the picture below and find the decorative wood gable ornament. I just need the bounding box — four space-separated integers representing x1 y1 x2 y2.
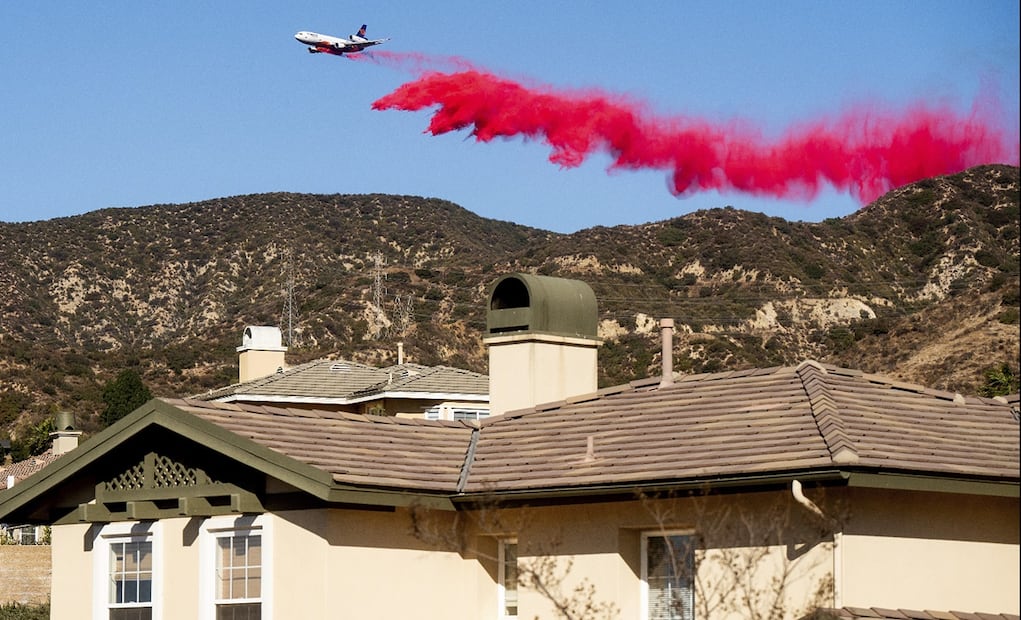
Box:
77 450 264 523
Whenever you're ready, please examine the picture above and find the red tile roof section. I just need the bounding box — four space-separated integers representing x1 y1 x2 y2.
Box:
0 451 63 489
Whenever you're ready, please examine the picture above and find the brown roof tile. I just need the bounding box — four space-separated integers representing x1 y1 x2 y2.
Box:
165 398 475 492
165 361 1017 497
814 610 1018 620
464 362 1019 492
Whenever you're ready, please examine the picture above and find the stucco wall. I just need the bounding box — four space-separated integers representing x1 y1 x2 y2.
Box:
0 544 51 605
43 486 1020 620
840 488 1020 613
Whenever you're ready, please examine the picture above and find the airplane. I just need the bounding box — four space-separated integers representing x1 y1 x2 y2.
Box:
294 25 389 56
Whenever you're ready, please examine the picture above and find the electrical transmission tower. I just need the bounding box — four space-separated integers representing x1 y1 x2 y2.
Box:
390 292 415 339
281 249 297 347
370 252 388 339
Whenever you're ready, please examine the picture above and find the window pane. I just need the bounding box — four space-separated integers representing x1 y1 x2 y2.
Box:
216 533 262 604
646 535 693 620
110 541 153 606
110 609 153 620
501 541 518 617
247 537 262 566
216 603 262 620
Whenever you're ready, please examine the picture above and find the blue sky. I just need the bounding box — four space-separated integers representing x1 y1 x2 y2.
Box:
1 2 1018 232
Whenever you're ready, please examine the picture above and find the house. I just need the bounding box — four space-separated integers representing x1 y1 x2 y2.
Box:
0 273 1017 619
194 325 490 420
0 412 82 606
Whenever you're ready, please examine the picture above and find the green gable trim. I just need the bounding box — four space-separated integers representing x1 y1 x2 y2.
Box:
0 399 457 525
846 472 1020 498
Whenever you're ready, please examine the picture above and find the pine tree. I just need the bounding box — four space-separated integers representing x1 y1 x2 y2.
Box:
101 369 152 427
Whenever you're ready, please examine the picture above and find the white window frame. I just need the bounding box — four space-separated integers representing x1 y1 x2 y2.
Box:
199 514 272 620
498 538 518 620
92 521 162 620
640 530 695 620
423 404 491 421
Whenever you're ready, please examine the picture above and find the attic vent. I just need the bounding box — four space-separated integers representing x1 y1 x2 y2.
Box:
330 363 350 371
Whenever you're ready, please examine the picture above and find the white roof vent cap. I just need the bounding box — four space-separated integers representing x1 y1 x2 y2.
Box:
240 326 285 350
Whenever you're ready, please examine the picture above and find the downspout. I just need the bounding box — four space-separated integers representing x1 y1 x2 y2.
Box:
792 479 841 607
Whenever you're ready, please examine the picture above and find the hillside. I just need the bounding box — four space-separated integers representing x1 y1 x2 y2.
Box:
1 165 1018 440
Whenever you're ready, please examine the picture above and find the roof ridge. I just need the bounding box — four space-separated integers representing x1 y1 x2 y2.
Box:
796 360 859 464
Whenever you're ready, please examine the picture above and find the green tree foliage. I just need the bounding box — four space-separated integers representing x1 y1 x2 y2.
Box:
979 363 1019 397
101 369 152 427
9 418 56 462
0 602 51 620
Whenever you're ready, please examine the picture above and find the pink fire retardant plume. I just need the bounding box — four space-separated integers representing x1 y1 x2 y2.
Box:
371 67 1018 205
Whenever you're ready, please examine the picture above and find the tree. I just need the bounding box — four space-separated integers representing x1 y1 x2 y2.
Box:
9 418 55 462
101 369 152 427
979 363 1019 397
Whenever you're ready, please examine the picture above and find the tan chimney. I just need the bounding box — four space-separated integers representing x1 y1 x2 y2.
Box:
50 411 82 456
484 274 600 415
237 326 287 383
659 318 674 387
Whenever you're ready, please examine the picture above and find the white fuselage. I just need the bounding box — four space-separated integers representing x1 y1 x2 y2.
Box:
294 30 375 55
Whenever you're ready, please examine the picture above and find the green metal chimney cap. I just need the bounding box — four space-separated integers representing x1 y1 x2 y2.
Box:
486 273 598 339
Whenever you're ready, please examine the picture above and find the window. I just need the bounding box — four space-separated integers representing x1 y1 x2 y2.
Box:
498 539 518 619
109 540 153 620
423 405 491 421
201 516 269 620
93 522 160 620
641 532 694 620
18 526 37 545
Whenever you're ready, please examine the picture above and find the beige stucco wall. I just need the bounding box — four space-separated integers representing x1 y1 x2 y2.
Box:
487 334 598 415
237 348 286 383
495 493 836 620
839 489 1019 613
43 486 1019 619
50 523 93 618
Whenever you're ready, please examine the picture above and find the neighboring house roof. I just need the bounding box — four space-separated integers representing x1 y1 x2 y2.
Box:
814 606 1020 619
192 358 488 404
0 450 62 489
1 360 1017 526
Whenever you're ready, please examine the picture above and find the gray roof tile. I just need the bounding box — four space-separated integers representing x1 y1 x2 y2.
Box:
191 359 487 402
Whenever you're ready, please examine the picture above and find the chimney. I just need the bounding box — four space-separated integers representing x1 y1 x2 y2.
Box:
50 411 82 456
397 341 405 365
484 273 600 415
659 318 674 387
237 326 287 383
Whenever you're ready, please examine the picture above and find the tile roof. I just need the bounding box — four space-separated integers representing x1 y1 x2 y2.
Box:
463 361 1018 493
0 451 64 489
192 358 488 403
166 361 1019 497
816 607 1020 619
165 398 475 492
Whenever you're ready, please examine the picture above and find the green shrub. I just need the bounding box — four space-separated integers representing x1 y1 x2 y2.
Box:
0 601 50 620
